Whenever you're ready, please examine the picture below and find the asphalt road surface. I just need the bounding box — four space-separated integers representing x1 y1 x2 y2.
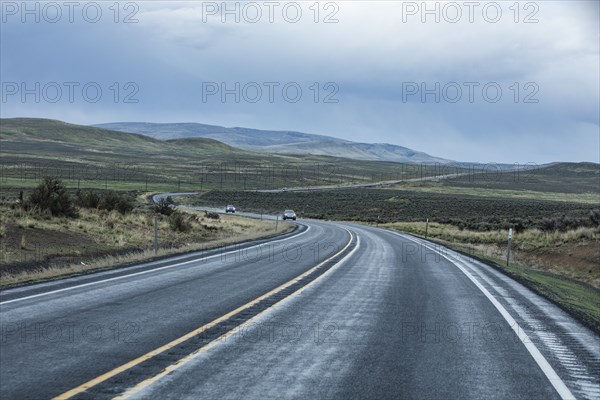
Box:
1 217 598 399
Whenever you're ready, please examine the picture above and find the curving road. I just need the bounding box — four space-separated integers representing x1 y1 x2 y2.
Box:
0 216 598 399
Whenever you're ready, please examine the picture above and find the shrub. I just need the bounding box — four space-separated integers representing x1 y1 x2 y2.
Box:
204 211 220 220
154 198 174 216
590 209 600 226
509 218 528 233
169 212 191 232
75 190 133 214
99 191 134 214
75 190 101 209
28 177 77 217
538 215 592 233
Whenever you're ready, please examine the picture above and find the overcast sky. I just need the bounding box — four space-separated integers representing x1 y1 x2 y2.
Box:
1 1 599 163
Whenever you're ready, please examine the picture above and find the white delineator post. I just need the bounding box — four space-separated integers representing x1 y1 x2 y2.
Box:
506 228 513 267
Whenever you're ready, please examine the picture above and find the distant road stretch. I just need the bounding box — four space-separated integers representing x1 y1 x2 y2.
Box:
258 173 469 193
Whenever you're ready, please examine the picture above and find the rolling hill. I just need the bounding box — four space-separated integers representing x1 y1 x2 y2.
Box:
2 118 596 196
1 118 461 192
92 122 453 165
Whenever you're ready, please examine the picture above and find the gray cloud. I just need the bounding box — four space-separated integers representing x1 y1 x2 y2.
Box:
1 0 598 163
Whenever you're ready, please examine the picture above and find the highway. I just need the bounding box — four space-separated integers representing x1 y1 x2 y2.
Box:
257 173 471 193
1 216 599 399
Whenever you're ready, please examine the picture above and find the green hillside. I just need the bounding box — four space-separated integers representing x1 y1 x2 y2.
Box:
1 119 597 199
0 118 456 193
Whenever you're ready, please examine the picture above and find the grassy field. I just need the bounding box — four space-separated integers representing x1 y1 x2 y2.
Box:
384 183 599 204
437 162 600 194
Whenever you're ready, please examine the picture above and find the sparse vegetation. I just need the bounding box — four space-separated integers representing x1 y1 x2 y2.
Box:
168 212 191 233
538 210 600 233
0 199 291 287
76 189 134 214
75 190 101 209
99 190 135 214
438 161 600 194
154 197 175 216
204 211 220 220
194 189 597 230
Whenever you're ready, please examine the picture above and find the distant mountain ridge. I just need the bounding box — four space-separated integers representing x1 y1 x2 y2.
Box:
92 122 453 165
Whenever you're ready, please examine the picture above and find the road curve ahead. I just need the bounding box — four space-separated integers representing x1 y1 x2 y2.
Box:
1 220 598 399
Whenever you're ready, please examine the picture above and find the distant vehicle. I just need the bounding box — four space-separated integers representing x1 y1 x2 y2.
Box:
225 205 236 213
282 188 289 192
282 209 296 221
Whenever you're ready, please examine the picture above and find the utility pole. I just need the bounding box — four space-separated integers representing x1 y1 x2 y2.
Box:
506 228 513 267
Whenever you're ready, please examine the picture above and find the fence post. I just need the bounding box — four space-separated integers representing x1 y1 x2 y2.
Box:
154 215 158 255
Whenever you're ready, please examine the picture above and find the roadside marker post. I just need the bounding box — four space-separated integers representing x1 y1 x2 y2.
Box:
507 228 513 267
425 218 429 239
275 215 279 233
153 216 158 255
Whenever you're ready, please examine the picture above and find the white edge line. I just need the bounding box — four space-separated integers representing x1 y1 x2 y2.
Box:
390 231 576 400
117 231 361 399
0 225 312 306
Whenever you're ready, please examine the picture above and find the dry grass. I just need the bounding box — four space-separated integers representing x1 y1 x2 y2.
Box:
385 221 599 247
384 221 600 288
0 202 292 287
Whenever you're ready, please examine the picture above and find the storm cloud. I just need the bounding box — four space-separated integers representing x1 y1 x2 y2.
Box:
1 1 598 163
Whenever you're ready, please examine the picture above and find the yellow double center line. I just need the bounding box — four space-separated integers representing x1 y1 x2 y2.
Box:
54 229 355 400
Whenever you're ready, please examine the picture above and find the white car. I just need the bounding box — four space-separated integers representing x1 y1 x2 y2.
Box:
282 210 296 221
225 205 236 213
